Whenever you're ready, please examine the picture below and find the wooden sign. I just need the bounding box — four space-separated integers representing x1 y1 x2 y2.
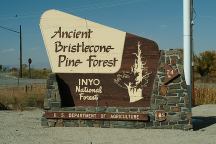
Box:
44 111 149 121
164 64 180 85
40 10 160 107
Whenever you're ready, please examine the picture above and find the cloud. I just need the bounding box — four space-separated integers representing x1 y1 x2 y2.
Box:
0 48 16 53
200 15 216 20
30 48 37 51
159 24 168 29
30 46 41 51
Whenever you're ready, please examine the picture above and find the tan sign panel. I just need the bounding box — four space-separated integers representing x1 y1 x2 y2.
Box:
40 9 126 73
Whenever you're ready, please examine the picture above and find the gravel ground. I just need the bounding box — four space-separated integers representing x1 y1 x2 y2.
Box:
0 105 216 144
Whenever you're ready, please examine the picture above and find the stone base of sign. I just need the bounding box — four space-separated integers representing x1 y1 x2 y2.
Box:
42 49 192 130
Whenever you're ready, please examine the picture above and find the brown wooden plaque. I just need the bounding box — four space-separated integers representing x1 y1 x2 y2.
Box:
44 111 149 121
56 34 160 107
164 64 180 85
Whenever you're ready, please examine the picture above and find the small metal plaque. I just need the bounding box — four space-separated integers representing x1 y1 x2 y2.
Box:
155 110 166 122
160 85 168 96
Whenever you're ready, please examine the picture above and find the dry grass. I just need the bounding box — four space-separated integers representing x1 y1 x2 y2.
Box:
0 84 46 110
1 82 216 110
193 87 216 106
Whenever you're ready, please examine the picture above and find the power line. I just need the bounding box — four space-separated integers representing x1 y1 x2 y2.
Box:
0 25 19 33
0 25 23 78
0 0 147 21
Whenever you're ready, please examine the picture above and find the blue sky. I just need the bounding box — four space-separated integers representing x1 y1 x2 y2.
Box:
0 0 215 68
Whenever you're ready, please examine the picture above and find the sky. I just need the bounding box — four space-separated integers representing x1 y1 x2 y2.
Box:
0 0 215 68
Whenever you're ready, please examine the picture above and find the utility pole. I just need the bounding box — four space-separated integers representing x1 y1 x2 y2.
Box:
20 25 23 78
0 25 23 78
183 0 193 111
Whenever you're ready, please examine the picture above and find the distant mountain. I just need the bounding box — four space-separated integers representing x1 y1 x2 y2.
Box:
1 62 50 69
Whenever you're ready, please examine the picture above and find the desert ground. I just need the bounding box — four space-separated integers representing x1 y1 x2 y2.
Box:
0 104 216 144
